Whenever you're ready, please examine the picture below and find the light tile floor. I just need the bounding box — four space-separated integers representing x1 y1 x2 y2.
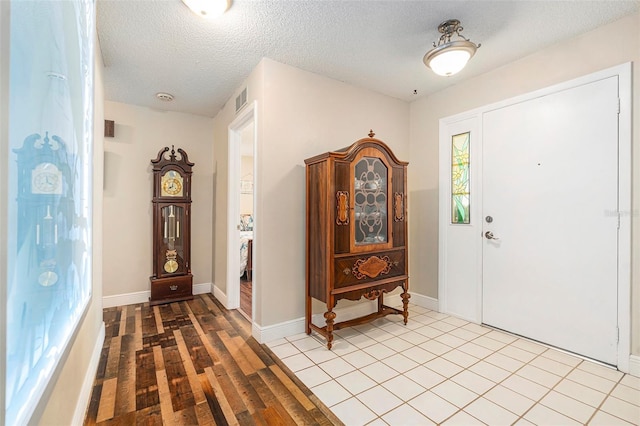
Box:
267 304 640 425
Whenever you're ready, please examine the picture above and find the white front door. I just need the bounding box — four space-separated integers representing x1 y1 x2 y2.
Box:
482 76 619 364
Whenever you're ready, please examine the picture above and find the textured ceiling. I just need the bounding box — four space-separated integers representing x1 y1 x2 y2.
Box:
97 0 639 117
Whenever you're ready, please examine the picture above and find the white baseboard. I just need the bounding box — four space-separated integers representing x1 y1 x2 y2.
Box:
255 292 438 344
253 316 306 344
193 282 212 295
103 290 149 308
404 292 439 311
103 283 213 308
629 354 640 377
72 321 105 425
212 283 228 308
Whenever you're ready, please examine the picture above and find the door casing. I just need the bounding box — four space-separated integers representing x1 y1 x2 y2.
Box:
227 101 257 322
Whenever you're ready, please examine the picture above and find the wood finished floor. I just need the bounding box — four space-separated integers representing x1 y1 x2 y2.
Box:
84 294 342 425
240 277 251 320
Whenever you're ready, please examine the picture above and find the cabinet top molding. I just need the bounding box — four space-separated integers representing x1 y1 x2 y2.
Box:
304 133 408 167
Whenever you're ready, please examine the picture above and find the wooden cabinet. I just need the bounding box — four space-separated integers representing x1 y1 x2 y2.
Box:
305 131 409 349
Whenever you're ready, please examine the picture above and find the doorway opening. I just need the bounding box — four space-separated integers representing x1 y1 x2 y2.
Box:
227 101 257 322
238 128 254 320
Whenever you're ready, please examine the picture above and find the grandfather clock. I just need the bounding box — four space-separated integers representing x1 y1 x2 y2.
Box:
14 132 73 289
150 146 194 305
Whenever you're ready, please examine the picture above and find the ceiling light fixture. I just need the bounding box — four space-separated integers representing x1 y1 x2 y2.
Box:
423 19 480 77
181 0 231 19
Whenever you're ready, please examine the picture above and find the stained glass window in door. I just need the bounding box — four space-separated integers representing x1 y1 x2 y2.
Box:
452 132 470 224
354 157 387 244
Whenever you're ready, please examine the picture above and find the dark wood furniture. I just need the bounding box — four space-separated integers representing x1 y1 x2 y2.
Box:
305 131 409 349
150 146 194 305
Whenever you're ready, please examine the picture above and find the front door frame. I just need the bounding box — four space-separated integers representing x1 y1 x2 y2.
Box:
438 63 631 372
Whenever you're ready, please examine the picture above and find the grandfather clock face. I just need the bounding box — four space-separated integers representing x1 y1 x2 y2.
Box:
161 170 184 197
32 162 63 194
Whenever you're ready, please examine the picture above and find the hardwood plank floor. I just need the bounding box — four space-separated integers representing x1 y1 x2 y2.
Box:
240 277 252 319
85 294 342 425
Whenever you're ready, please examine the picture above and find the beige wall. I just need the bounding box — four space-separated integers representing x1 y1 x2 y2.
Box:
38 33 106 424
213 58 410 327
409 12 640 354
102 102 215 297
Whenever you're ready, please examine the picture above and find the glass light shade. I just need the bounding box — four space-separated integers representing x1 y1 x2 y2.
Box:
424 40 477 76
182 0 230 18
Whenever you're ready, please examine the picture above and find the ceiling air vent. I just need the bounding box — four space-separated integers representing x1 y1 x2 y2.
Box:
235 87 247 113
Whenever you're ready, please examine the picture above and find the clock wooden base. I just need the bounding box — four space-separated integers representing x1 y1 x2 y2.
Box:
149 274 193 305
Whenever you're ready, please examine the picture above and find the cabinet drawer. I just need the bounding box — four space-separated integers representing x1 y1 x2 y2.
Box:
150 274 193 302
334 250 405 288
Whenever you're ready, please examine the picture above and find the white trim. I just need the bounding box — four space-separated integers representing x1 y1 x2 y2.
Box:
615 63 632 373
212 283 228 308
102 283 212 308
438 63 632 372
384 292 439 312
193 282 213 295
629 355 640 378
103 290 149 308
227 101 257 311
409 293 439 312
253 317 305 344
72 321 105 425
254 292 437 343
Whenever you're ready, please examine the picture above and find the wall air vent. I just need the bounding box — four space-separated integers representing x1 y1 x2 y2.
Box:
235 87 248 113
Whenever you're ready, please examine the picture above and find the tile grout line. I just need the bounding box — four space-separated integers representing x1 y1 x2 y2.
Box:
271 306 634 426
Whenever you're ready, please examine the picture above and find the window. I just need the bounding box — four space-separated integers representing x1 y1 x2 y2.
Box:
451 132 470 224
5 1 94 423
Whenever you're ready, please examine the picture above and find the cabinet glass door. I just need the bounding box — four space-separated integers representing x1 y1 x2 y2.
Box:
354 156 388 245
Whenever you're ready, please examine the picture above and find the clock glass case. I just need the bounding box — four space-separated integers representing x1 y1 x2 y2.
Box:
160 204 185 275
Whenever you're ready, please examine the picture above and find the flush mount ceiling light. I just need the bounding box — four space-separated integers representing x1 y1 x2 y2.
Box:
423 19 480 77
181 0 231 18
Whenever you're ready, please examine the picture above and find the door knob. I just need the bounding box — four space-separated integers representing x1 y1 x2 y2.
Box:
485 231 500 240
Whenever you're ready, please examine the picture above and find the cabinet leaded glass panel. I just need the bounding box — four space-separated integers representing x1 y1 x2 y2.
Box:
354 156 387 245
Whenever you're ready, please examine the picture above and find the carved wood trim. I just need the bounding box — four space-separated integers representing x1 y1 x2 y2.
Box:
352 255 392 279
336 191 349 225
363 288 386 300
393 192 404 222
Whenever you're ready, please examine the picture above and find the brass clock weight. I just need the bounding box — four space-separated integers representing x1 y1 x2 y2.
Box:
150 146 194 305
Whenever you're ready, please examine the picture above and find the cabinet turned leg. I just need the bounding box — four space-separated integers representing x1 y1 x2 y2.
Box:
401 290 411 325
324 310 337 349
305 295 311 335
